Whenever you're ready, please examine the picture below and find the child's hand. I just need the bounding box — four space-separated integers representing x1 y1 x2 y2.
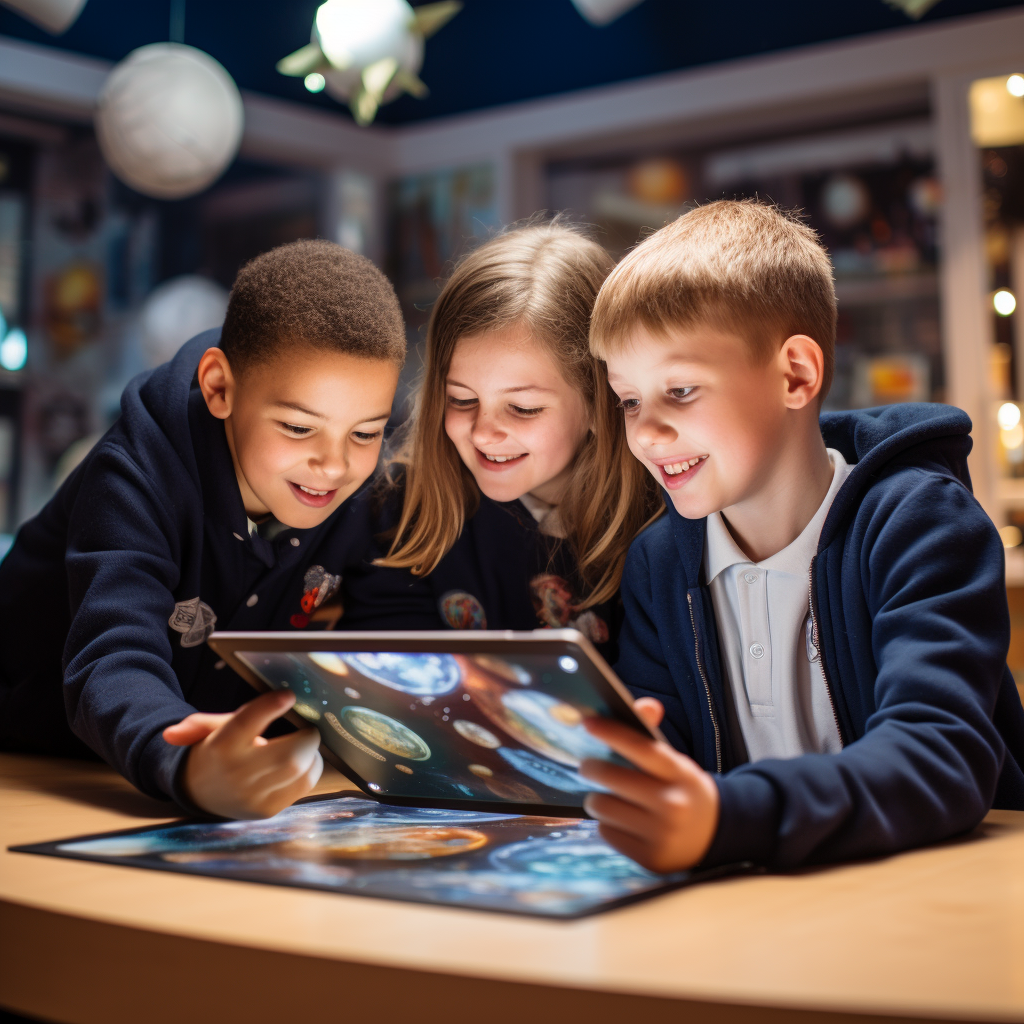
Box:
162 690 323 819
580 697 720 873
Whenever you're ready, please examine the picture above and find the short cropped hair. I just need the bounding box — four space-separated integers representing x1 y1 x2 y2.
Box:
590 199 837 397
220 239 405 371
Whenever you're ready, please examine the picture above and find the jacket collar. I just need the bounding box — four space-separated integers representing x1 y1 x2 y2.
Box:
661 404 973 573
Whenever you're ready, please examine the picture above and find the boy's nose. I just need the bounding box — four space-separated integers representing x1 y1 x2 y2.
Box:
634 411 678 448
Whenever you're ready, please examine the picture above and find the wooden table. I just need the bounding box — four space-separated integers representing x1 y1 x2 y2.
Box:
1 753 1022 1024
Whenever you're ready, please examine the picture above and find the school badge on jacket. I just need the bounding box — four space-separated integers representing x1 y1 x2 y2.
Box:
290 564 342 629
530 573 609 644
168 597 217 647
439 590 488 630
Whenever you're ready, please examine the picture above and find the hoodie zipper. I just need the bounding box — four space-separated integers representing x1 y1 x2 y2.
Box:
807 558 845 747
687 592 722 773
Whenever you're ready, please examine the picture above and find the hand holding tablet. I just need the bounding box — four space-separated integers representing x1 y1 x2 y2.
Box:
163 689 324 818
581 699 721 872
208 629 663 817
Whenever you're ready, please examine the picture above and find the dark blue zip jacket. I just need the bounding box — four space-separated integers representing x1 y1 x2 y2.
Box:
339 480 621 663
615 404 1024 869
0 331 374 806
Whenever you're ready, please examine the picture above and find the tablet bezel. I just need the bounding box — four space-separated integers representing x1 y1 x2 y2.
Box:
207 629 660 817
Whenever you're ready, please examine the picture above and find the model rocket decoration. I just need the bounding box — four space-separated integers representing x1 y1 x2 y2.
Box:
277 0 461 126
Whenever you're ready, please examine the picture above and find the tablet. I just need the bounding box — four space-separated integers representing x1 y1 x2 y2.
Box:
208 629 660 817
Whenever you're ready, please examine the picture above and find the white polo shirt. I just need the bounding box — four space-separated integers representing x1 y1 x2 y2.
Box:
703 449 852 761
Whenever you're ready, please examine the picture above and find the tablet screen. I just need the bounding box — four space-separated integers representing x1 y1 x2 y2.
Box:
234 649 627 811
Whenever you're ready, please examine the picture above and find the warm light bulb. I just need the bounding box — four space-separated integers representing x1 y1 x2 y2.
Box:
998 402 1021 430
304 72 326 93
1008 74 1024 98
1001 424 1024 449
999 525 1023 548
0 328 27 372
995 290 1017 316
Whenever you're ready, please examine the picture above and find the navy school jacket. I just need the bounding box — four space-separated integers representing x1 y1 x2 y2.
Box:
338 479 621 663
0 331 375 806
616 403 1024 869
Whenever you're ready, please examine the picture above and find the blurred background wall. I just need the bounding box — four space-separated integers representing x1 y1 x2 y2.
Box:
0 0 1022 610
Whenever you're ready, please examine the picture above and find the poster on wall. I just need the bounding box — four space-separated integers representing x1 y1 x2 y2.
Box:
388 163 499 334
18 136 158 522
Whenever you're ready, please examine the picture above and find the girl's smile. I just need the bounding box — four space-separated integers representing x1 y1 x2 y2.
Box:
444 326 589 506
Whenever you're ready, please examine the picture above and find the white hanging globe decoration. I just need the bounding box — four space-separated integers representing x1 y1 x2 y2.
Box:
140 275 229 368
95 43 244 200
0 0 88 33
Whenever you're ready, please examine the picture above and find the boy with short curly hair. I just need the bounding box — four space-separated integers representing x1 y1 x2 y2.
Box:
0 239 405 819
581 200 1024 872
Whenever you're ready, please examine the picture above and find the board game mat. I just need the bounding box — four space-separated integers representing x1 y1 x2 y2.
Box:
12 793 701 919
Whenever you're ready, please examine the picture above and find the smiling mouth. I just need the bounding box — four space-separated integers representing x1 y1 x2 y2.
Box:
654 454 708 489
661 455 707 476
289 481 338 507
476 449 528 470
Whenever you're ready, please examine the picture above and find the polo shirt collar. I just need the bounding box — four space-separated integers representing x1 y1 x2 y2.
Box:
705 449 850 583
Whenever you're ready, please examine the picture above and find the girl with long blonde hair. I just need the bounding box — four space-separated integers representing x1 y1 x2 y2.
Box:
340 220 661 655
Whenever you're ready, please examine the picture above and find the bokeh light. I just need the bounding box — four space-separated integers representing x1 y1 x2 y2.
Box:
1000 424 1024 450
998 402 1021 431
0 328 27 372
1000 525 1023 548
994 290 1017 317
1007 74 1024 98
304 72 326 93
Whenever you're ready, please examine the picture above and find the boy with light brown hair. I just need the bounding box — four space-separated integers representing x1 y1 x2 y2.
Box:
580 199 1024 872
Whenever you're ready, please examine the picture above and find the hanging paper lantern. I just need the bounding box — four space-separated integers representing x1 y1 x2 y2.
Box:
570 0 646 25
0 0 88 33
95 43 244 200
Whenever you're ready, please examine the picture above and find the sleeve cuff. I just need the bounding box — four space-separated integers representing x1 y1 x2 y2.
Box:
139 731 204 815
700 769 781 868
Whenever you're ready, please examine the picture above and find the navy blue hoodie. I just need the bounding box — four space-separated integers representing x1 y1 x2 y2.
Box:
615 404 1024 869
339 481 621 662
0 331 373 805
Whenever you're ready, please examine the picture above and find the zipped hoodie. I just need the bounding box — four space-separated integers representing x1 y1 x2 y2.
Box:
0 331 374 806
615 403 1024 869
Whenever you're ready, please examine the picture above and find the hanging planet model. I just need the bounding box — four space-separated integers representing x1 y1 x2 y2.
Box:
94 43 244 200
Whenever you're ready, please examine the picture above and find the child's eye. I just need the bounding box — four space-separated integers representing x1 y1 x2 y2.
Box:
447 396 477 409
669 387 697 401
510 404 544 416
617 398 640 413
282 423 314 436
352 430 383 445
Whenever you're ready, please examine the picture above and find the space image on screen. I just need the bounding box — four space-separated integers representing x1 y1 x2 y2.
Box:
18 796 691 918
234 650 627 810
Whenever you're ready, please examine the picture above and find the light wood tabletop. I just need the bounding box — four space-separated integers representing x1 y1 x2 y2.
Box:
1 752 1022 1024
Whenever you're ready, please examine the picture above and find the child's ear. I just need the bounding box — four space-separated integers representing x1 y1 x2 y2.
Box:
197 348 236 420
778 334 824 411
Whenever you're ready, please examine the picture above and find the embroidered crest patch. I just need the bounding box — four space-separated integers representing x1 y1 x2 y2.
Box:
168 597 217 647
439 590 487 630
300 564 341 614
529 573 609 643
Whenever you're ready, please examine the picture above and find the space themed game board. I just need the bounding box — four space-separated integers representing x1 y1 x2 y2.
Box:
14 795 701 918
208 629 659 816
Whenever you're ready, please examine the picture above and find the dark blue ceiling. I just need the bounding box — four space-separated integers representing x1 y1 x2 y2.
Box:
1 0 1022 125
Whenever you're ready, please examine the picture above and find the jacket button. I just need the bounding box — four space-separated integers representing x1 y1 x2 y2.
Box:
290 537 300 547
743 571 758 584
232 532 244 541
749 643 765 659
246 594 259 607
